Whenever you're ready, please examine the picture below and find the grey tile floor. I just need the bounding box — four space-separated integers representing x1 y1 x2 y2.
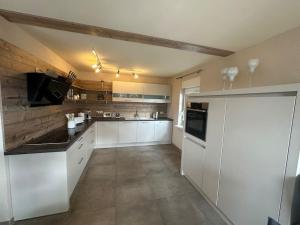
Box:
16 145 226 225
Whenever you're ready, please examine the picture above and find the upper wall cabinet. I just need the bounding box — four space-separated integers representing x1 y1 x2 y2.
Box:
112 81 171 103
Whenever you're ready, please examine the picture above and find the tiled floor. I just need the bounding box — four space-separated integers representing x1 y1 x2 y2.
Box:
16 145 226 225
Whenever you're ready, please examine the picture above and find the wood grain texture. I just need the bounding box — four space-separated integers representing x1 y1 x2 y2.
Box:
0 39 167 150
0 9 234 57
0 38 80 150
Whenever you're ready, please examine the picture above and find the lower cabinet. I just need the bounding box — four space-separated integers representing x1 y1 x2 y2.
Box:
118 121 137 143
137 121 155 143
154 121 172 143
8 125 96 221
182 137 206 189
96 122 118 146
95 120 172 147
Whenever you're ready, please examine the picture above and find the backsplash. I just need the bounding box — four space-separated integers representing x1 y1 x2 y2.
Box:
0 39 80 150
79 102 167 118
0 39 168 150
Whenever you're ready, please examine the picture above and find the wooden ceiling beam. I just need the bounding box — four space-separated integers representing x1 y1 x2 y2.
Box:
0 9 234 57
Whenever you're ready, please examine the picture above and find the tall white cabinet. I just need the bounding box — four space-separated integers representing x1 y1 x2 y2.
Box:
218 96 295 225
202 98 226 205
181 87 299 225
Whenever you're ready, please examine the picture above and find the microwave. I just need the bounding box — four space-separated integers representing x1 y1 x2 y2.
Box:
185 102 208 142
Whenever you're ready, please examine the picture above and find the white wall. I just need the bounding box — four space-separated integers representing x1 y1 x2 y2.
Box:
0 16 77 74
0 84 12 222
172 126 183 150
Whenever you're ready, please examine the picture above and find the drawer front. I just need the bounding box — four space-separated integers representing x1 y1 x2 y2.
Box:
67 138 87 196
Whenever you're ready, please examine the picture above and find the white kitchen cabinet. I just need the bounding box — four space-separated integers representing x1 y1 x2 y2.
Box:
8 125 96 221
202 98 226 205
9 152 69 221
86 124 96 160
143 83 170 96
118 121 137 143
218 96 295 225
113 81 143 94
137 121 155 143
96 122 118 146
182 137 206 189
112 81 171 103
154 121 172 143
67 138 86 196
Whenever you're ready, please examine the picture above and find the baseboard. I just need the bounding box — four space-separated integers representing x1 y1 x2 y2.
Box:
94 141 171 149
183 174 233 225
0 218 14 225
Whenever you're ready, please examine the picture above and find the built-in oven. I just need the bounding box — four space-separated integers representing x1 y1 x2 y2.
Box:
185 102 208 142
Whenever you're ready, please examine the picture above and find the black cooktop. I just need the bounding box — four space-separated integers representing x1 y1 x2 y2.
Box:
25 125 83 145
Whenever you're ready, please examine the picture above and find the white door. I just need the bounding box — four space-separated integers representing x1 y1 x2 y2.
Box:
202 98 226 205
97 122 118 146
154 121 172 143
118 121 137 143
218 96 295 225
137 121 155 142
182 137 206 188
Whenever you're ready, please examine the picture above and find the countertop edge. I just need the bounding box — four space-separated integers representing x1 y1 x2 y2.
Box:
5 118 173 156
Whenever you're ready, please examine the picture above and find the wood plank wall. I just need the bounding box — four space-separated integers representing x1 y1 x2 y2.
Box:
79 102 167 118
0 39 80 150
0 39 168 150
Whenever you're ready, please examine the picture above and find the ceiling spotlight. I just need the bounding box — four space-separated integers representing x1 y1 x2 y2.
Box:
133 73 139 79
91 48 103 73
116 69 120 78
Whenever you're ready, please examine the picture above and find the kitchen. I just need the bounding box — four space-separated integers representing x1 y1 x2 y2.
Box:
0 1 300 225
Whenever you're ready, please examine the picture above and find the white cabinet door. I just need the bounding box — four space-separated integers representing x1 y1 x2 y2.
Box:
154 121 172 143
86 125 96 160
118 121 137 143
113 81 143 94
9 153 69 220
182 137 206 188
67 139 86 196
143 83 170 96
97 122 118 146
202 98 226 205
137 121 155 142
218 96 295 225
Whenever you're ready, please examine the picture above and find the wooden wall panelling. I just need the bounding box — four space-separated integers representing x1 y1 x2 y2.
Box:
0 38 79 150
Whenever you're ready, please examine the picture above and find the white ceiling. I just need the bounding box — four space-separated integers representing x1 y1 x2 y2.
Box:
1 0 300 76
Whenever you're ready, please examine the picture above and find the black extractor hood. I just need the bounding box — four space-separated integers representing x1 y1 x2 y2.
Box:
27 72 71 107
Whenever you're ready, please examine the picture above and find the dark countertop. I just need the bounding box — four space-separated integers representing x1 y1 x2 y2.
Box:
5 117 173 155
94 117 173 122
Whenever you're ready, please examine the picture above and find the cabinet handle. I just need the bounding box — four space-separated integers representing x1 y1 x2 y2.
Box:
78 157 84 165
78 143 84 150
78 136 84 142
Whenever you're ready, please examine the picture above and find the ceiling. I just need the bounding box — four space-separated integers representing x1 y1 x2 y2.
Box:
1 0 300 76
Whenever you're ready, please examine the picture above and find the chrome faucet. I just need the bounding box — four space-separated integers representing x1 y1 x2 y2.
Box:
134 109 139 118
